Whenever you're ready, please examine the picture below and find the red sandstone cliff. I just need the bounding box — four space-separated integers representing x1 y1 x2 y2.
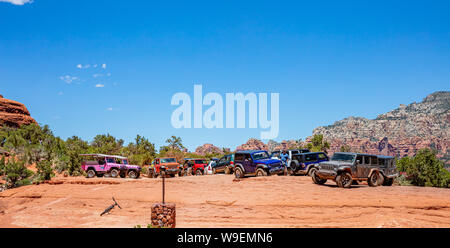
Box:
0 95 37 128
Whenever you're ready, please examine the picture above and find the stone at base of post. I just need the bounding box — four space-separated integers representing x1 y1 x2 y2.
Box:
151 203 176 228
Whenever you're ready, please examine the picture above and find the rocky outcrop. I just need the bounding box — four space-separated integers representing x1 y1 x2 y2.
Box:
0 95 36 128
194 143 229 156
312 91 450 164
236 138 268 151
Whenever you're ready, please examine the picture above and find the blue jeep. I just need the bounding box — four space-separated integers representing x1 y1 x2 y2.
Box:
289 152 329 176
233 150 285 178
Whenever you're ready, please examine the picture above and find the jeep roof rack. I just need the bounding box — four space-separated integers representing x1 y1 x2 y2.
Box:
79 154 128 159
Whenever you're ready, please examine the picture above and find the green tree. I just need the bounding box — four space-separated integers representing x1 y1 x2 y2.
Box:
36 160 54 181
397 149 450 188
91 134 124 154
122 135 156 166
306 134 330 153
5 156 33 188
65 136 90 175
165 136 185 151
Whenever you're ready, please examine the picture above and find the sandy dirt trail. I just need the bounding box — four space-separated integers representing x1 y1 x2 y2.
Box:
0 174 449 228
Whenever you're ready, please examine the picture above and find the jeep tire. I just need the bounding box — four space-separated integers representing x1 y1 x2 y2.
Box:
128 170 138 179
234 167 244 179
86 169 96 178
110 169 119 178
336 172 353 188
368 172 380 187
311 169 327 185
256 168 268 177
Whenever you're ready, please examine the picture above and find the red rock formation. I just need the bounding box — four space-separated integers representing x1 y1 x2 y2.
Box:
0 95 36 127
194 143 227 156
312 91 450 164
236 138 268 151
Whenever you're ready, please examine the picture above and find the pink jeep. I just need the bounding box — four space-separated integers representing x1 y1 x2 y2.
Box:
80 154 141 179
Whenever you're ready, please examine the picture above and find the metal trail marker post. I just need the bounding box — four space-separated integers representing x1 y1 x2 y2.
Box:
161 165 165 204
150 164 176 228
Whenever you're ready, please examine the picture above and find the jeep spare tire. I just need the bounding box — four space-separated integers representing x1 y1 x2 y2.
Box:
336 172 353 188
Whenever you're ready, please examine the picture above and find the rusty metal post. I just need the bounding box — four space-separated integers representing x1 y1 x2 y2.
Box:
161 165 166 204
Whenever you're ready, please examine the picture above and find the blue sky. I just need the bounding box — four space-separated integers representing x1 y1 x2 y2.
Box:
0 0 449 151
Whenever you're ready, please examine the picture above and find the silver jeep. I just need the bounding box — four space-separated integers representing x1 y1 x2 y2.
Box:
311 152 398 188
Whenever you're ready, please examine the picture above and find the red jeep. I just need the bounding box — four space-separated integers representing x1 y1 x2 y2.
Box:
183 158 208 176
148 157 182 178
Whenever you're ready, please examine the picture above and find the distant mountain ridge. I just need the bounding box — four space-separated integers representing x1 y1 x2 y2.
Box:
312 91 449 164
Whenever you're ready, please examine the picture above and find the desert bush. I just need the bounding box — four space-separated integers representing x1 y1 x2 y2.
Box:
306 134 330 153
396 149 450 188
4 156 33 188
36 160 54 181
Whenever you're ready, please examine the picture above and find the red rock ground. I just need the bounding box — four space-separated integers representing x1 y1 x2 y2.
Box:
0 174 449 228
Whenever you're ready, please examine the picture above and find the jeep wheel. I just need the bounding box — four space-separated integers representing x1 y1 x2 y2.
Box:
368 172 379 187
195 169 203 176
256 168 268 177
128 170 138 179
110 169 119 178
86 169 96 178
336 172 353 188
311 169 327 185
382 178 394 186
234 167 244 179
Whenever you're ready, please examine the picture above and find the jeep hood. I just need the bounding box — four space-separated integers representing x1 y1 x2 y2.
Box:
254 158 282 164
320 160 352 167
161 162 180 168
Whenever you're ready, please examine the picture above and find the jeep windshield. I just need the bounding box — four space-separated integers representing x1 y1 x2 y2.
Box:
331 153 355 163
252 152 270 160
161 158 176 163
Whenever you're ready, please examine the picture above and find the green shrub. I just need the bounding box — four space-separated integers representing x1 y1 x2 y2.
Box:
5 157 33 188
36 160 54 181
396 149 450 188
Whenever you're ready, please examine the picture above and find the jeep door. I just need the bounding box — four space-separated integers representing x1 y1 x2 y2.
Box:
243 154 255 174
216 157 226 172
357 156 371 177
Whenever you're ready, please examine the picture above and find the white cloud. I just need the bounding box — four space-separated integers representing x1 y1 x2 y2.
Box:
59 75 79 84
76 64 91 69
95 83 105 88
101 63 106 69
106 107 113 111
0 0 33 5
93 73 103 78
